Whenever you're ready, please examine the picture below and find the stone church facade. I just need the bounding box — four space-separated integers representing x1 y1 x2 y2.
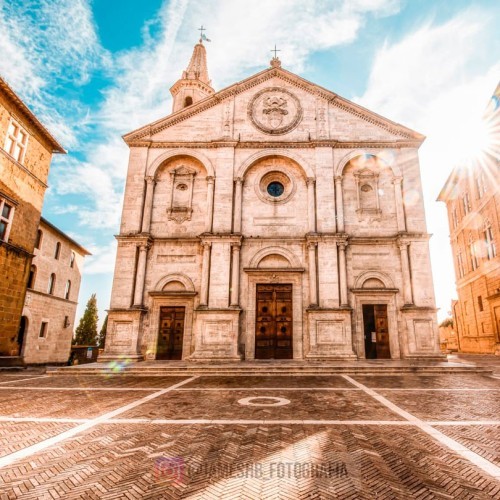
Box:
101 41 441 362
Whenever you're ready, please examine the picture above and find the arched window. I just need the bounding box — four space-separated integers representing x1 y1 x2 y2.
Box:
35 229 43 249
70 251 75 268
48 273 56 295
184 96 193 107
54 242 61 259
484 221 496 260
65 280 71 300
27 265 37 289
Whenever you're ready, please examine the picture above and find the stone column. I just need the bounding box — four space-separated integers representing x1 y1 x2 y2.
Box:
335 176 344 233
308 242 318 307
141 176 156 233
398 240 413 304
338 241 348 306
307 178 316 233
233 178 244 233
200 242 211 307
133 244 149 306
205 176 215 233
393 177 406 232
230 243 241 307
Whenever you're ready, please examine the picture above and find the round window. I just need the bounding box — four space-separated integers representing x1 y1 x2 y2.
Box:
267 181 284 197
256 169 296 204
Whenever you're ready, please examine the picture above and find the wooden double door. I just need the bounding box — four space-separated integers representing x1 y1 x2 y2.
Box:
255 284 293 359
363 304 391 359
157 307 185 360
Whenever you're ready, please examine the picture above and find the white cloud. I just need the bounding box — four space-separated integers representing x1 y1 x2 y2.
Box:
83 240 118 275
0 0 107 148
96 0 402 134
355 9 500 319
51 155 124 229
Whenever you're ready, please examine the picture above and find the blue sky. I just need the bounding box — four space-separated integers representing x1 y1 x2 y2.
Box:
1 0 499 326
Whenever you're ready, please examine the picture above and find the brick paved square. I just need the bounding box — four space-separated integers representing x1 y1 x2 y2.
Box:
183 375 355 388
0 423 499 499
0 375 190 389
0 389 154 419
378 390 500 420
0 372 499 498
0 422 76 458
120 389 403 421
352 374 500 389
0 374 45 384
435 425 500 467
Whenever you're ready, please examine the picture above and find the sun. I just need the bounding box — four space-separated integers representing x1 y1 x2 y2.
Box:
452 116 494 165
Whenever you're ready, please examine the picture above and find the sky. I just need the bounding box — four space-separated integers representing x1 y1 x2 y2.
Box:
0 0 499 327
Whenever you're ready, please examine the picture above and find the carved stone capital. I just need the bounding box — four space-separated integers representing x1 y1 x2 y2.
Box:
392 176 403 185
307 241 317 250
235 177 244 186
206 176 215 185
397 240 410 250
307 177 316 187
334 175 343 184
145 175 156 185
337 241 348 251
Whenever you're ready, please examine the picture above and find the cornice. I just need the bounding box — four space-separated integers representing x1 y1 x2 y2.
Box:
0 76 65 153
115 234 153 245
349 233 430 245
0 148 48 188
127 139 421 149
122 67 424 144
26 288 78 305
456 259 500 289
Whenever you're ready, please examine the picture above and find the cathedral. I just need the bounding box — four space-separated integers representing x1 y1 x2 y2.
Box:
101 39 442 362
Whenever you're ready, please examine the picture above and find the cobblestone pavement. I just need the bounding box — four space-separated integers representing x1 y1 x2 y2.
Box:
0 372 498 499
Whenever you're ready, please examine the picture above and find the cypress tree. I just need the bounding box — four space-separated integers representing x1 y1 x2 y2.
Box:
74 294 99 345
97 313 108 348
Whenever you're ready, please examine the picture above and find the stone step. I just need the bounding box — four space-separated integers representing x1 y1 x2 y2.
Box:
47 363 492 376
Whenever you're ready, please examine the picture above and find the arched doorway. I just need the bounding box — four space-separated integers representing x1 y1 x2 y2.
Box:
17 316 28 356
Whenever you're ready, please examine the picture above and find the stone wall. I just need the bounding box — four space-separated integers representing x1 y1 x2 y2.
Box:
21 220 86 364
442 158 500 354
0 88 54 357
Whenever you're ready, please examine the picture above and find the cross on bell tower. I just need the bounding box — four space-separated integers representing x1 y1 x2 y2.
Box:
169 32 214 113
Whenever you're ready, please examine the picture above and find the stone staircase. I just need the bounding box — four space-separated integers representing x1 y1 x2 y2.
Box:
46 359 493 376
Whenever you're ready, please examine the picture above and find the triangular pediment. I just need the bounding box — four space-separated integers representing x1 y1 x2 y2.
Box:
123 66 424 144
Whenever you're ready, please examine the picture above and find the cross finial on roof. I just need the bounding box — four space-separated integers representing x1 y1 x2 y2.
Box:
270 44 282 68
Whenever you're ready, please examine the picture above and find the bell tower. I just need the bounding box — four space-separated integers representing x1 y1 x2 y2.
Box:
170 38 214 113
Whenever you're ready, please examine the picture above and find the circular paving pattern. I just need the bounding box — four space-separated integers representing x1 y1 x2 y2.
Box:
237 396 291 407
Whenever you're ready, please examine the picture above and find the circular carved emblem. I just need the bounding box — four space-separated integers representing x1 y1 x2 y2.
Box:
248 87 302 135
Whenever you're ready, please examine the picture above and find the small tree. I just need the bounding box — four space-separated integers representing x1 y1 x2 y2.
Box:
74 294 99 345
439 317 454 329
97 314 108 349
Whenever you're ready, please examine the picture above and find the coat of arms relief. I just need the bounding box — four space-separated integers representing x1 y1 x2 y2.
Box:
249 87 302 134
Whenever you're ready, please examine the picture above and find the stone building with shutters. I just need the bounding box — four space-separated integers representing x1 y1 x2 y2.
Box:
0 76 65 364
20 217 90 364
438 82 500 355
101 40 442 362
